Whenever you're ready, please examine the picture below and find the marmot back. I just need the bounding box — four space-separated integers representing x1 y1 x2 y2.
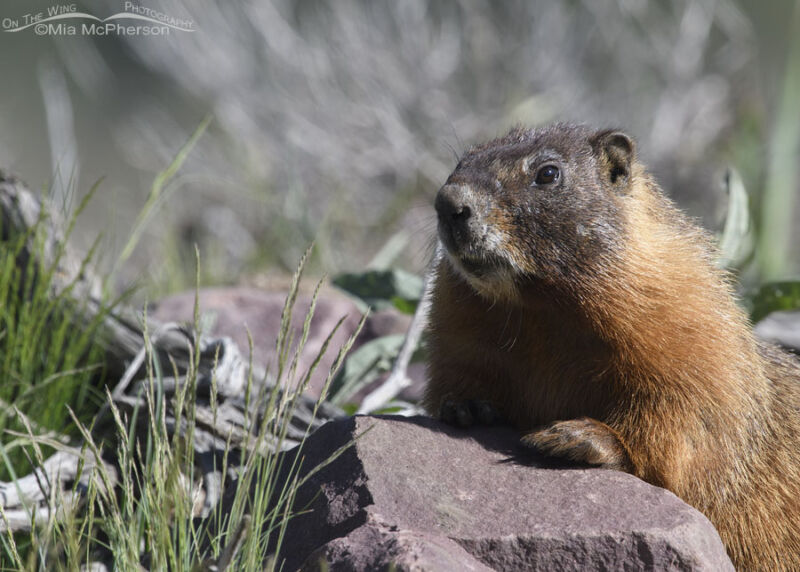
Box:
425 123 800 571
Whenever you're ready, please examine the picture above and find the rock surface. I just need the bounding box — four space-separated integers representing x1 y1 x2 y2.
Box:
270 415 734 571
755 310 800 353
149 286 424 399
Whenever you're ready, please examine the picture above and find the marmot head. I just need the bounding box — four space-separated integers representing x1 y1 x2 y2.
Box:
435 123 636 301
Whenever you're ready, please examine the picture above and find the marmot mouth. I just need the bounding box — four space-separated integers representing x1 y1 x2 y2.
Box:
438 220 514 278
449 250 511 278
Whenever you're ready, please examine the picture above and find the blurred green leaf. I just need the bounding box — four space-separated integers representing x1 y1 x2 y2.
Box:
328 333 406 405
390 296 417 315
717 168 753 269
370 405 407 415
333 269 423 314
340 403 359 416
749 281 800 323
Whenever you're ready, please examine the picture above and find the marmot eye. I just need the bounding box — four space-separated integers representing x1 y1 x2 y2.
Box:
535 165 560 185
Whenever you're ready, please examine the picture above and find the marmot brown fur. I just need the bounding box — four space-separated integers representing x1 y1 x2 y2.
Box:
424 123 800 570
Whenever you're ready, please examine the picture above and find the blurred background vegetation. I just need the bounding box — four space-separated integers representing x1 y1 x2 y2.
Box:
1 0 799 295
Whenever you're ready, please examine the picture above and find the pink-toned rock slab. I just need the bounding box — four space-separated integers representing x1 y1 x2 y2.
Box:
274 415 734 571
149 286 422 399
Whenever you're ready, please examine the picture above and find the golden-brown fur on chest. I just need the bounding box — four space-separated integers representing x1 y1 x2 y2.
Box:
424 260 619 428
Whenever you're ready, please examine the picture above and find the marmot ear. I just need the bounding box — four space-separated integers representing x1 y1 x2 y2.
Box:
591 130 635 191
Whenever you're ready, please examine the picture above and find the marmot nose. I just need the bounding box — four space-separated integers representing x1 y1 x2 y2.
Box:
435 184 473 224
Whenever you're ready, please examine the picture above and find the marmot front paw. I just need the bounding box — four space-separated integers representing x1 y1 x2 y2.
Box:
521 417 635 473
439 399 502 427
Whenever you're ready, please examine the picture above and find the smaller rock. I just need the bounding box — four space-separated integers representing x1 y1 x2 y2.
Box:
149 286 422 399
755 310 800 353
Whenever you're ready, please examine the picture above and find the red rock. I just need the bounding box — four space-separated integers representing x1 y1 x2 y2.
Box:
271 415 734 571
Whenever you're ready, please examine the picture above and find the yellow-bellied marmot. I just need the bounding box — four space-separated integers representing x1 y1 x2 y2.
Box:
424 123 800 570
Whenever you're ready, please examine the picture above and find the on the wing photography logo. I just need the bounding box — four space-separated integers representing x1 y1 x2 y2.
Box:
2 3 194 36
